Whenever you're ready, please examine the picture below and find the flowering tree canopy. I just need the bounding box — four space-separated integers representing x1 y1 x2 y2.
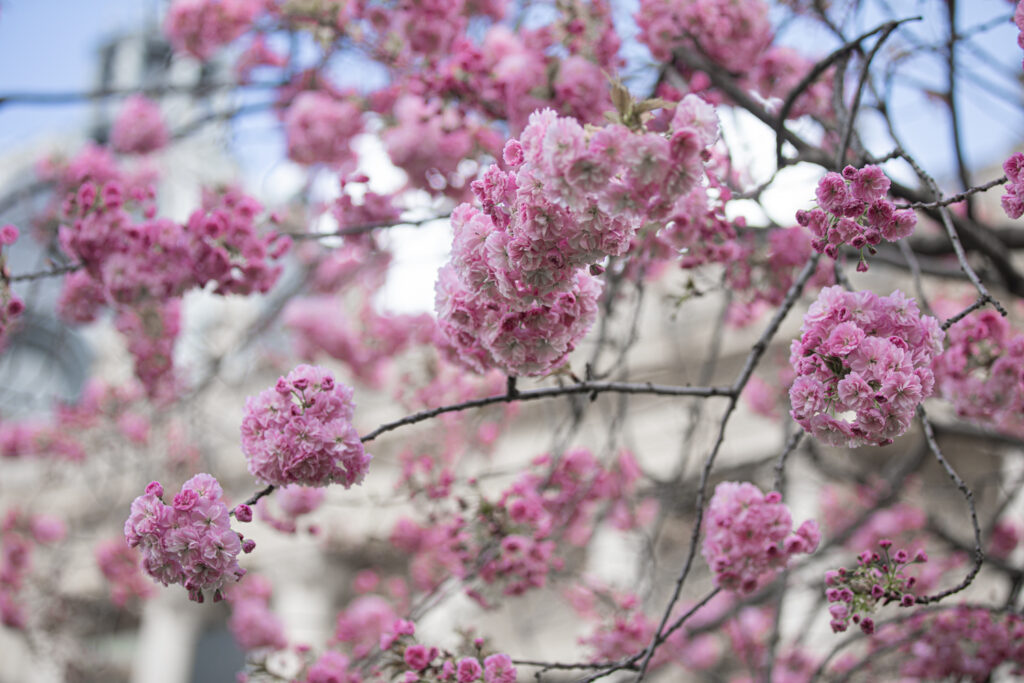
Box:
4 1 1024 681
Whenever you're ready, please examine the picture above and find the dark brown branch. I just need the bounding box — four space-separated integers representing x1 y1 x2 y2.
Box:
632 253 822 681
915 406 984 604
360 380 734 444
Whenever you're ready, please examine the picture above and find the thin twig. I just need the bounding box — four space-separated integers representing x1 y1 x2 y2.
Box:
915 405 984 604
361 380 734 444
632 254 821 681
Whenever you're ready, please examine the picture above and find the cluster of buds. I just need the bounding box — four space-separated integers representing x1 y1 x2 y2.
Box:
825 539 927 635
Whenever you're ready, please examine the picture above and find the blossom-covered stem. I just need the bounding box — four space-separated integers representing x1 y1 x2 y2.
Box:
836 19 910 167
635 254 821 681
898 148 1008 317
915 406 983 604
359 381 734 444
772 430 804 493
901 174 1006 210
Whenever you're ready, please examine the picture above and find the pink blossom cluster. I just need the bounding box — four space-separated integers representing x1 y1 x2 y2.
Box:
335 594 399 658
382 94 496 198
435 256 600 376
882 606 1024 680
0 224 23 348
284 91 363 167
0 417 86 461
819 481 966 596
726 225 835 326
990 518 1022 560
701 481 819 595
390 515 473 593
400 4 617 135
1 509 66 628
95 538 154 607
789 286 943 447
391 448 654 599
574 587 722 674
55 154 286 312
186 186 291 296
635 0 773 72
302 650 362 683
226 573 287 652
165 0 261 60
635 0 831 119
327 174 404 239
825 539 927 635
796 165 916 271
436 99 717 375
378 619 518 683
932 309 1024 438
240 364 370 488
364 0 482 62
113 300 181 400
111 95 169 155
497 449 656 547
1002 153 1024 219
123 474 247 602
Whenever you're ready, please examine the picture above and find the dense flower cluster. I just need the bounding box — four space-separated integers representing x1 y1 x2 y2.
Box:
186 187 291 296
825 539 927 635
436 98 718 375
574 586 723 674
701 482 819 595
390 449 654 599
882 606 1024 680
636 0 831 119
796 165 916 271
240 364 370 488
726 225 835 325
110 95 169 155
1003 153 1024 219
302 650 361 683
51 147 288 381
932 308 1024 437
382 94 499 198
165 0 260 60
378 619 519 683
284 91 363 167
789 286 943 447
123 474 246 603
113 299 181 400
